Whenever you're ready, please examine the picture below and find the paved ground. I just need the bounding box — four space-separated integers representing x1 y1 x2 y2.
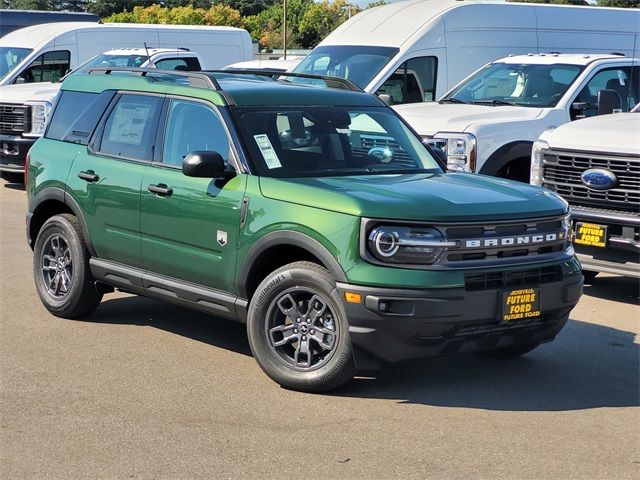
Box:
1 178 638 479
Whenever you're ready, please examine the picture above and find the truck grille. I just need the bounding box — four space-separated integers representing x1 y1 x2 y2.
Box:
541 149 640 213
0 104 30 135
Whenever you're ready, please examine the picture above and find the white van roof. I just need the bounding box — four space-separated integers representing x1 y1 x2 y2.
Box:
321 0 640 49
0 21 247 49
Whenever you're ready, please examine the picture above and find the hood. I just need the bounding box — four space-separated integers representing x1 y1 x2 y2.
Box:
259 173 567 222
540 113 640 156
0 82 61 104
393 103 544 136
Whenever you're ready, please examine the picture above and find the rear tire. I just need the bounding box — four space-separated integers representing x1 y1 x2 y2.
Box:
1 172 23 184
33 214 102 318
478 342 539 359
582 270 599 283
247 261 356 392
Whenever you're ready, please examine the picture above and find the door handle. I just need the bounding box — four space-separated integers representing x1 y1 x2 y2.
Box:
78 170 99 182
147 184 173 197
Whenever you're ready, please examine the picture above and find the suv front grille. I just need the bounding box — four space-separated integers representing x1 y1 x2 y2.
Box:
541 149 640 213
464 265 562 291
0 104 30 135
441 216 568 265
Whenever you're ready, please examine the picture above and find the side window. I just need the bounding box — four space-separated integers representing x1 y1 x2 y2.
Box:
375 56 438 105
99 94 163 160
46 90 116 145
154 57 201 71
572 67 640 119
18 50 70 83
161 99 229 167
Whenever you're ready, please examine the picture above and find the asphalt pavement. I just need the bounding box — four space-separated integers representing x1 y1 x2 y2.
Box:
1 178 638 479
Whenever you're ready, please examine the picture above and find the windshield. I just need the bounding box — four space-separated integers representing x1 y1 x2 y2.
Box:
73 53 149 75
234 106 442 178
0 47 32 81
292 45 399 89
443 63 584 108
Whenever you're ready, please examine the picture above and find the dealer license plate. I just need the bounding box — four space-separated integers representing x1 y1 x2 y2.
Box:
502 288 541 322
574 222 607 248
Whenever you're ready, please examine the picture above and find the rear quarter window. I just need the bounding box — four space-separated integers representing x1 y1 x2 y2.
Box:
46 90 116 145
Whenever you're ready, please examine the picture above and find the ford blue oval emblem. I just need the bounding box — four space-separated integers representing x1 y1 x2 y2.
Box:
581 168 618 190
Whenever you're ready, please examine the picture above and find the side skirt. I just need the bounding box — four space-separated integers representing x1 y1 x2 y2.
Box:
90 258 248 322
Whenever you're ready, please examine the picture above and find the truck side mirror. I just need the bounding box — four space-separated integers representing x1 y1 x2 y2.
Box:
14 76 25 85
182 151 235 179
597 89 621 116
378 93 392 105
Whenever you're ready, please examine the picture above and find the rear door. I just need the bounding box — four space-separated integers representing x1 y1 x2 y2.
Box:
140 97 246 293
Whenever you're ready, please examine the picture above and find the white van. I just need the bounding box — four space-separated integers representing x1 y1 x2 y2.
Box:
293 0 640 105
0 22 253 86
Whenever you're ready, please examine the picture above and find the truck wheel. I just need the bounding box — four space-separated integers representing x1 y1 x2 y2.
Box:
247 261 356 392
582 270 598 283
1 172 23 184
478 342 539 359
33 214 102 319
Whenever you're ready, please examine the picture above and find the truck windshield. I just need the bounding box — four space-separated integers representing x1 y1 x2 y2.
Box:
73 53 150 75
234 106 442 178
443 63 583 108
0 47 32 81
292 45 399 89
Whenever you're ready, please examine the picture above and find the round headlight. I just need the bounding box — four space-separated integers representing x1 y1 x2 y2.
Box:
372 229 400 257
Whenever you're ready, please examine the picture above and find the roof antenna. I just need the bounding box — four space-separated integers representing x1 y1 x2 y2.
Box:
144 42 156 68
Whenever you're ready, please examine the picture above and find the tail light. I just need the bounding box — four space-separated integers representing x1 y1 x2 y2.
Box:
24 151 30 186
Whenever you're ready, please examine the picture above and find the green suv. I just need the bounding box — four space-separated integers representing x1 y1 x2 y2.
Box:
26 68 583 392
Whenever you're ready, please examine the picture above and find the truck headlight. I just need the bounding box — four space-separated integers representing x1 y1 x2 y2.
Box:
425 132 477 172
367 225 456 265
24 101 52 137
530 140 548 187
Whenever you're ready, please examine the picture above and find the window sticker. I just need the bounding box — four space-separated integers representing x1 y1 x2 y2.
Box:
253 134 282 169
107 102 151 146
617 70 626 86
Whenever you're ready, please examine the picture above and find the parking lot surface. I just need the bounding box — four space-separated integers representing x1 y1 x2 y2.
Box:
1 178 638 479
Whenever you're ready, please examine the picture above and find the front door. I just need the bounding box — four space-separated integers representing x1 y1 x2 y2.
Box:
140 98 246 294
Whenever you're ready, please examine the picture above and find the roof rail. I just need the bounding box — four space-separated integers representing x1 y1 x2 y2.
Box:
87 67 220 89
206 69 362 92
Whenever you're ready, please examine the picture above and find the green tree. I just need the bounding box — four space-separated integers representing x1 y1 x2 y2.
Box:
219 0 277 16
596 0 639 6
299 0 359 48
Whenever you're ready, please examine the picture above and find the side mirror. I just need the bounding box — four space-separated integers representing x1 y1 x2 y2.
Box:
430 146 447 163
182 151 235 179
15 76 25 85
378 93 392 105
597 89 621 116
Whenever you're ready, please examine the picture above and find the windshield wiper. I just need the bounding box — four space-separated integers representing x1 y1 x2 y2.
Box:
471 99 517 106
438 98 468 104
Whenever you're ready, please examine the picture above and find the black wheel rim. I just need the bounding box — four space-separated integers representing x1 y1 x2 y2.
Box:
265 288 339 371
41 234 73 299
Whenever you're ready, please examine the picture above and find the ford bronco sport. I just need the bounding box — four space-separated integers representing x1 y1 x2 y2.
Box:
26 68 583 392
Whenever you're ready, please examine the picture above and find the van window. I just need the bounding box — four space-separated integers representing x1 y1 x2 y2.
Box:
293 45 399 89
17 50 70 83
46 90 117 145
375 57 438 104
0 47 32 82
99 94 163 161
572 67 640 119
161 100 229 167
155 57 201 71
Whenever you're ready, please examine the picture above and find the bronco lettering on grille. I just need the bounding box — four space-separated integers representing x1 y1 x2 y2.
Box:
463 233 563 249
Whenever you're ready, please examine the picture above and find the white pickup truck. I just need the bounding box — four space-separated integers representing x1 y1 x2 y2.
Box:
530 109 640 279
395 53 640 182
0 48 203 182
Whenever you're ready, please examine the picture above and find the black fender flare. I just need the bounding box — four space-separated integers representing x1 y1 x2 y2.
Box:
236 230 348 299
29 187 96 256
479 141 533 177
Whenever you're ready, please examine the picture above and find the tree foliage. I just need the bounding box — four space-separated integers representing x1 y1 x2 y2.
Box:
596 0 639 6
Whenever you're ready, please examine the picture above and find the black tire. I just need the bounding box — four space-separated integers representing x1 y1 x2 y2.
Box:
478 342 540 359
247 261 356 392
582 270 599 283
33 214 102 318
1 172 23 184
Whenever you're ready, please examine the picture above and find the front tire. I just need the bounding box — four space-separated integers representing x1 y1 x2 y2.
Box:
33 214 102 318
247 261 356 392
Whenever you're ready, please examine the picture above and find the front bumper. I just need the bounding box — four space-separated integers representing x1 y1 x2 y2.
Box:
337 272 583 363
0 135 34 172
571 207 640 278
